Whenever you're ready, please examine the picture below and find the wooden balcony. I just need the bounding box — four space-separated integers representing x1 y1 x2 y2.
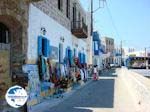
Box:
71 21 88 38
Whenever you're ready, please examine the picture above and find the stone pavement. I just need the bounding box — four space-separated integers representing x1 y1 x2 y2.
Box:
130 69 150 77
31 68 139 112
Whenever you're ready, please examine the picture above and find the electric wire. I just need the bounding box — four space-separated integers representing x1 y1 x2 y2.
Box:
105 0 121 40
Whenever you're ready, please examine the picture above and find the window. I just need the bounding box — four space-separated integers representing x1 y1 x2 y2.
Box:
66 0 70 18
58 0 63 11
73 5 77 28
73 3 76 22
78 12 81 27
0 23 9 44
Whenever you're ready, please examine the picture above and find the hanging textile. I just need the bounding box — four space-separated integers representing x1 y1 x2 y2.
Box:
45 60 50 81
47 59 53 82
60 64 66 77
38 55 47 80
55 63 61 79
80 69 84 80
59 43 63 63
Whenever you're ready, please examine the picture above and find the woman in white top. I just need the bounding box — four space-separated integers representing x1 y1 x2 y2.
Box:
93 65 99 80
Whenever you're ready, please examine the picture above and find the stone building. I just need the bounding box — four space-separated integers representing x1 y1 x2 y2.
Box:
0 0 91 111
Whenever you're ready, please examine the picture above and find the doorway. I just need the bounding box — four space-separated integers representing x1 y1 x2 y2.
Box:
0 15 23 111
0 22 11 100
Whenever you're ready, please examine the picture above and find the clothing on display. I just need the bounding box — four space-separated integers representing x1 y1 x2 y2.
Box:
60 64 66 77
80 69 84 80
38 55 47 80
45 61 50 81
47 59 53 82
55 63 61 79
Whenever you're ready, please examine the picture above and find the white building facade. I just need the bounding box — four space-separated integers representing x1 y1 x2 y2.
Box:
114 46 122 66
27 0 91 65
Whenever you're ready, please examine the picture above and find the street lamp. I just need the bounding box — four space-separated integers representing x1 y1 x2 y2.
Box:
145 47 150 57
144 47 150 69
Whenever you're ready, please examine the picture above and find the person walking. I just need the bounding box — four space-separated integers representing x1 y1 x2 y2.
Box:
93 65 99 80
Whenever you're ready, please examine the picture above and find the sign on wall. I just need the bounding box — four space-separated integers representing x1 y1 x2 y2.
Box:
50 46 58 59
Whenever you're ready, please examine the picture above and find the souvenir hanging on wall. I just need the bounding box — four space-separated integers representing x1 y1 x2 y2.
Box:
47 58 53 82
38 55 47 80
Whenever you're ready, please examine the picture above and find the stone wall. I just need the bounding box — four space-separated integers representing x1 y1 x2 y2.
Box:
33 0 87 31
0 0 29 75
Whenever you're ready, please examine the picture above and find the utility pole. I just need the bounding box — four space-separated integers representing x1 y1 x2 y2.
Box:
90 0 105 36
145 47 147 68
145 47 146 57
91 0 93 36
121 40 123 66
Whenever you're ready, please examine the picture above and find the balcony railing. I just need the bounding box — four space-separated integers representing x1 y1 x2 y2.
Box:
71 21 88 38
25 0 43 2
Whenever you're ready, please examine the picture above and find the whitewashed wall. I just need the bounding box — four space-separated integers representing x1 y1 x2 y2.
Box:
27 4 87 63
27 4 72 62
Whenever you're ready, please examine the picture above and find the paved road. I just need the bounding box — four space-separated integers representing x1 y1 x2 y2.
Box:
34 69 137 112
37 70 115 112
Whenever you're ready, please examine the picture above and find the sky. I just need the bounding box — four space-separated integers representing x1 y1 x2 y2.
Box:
80 0 150 51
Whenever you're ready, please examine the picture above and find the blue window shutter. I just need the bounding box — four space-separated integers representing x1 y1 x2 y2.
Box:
83 54 85 63
68 49 71 59
81 53 82 63
85 54 86 63
79 52 82 63
38 36 43 55
59 44 61 63
43 38 46 57
74 48 76 57
81 53 83 64
49 42 51 56
78 52 80 62
47 39 50 57
65 48 68 58
68 50 72 65
43 38 50 57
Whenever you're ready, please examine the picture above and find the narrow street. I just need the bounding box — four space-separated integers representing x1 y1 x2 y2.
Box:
0 0 150 112
33 69 137 112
